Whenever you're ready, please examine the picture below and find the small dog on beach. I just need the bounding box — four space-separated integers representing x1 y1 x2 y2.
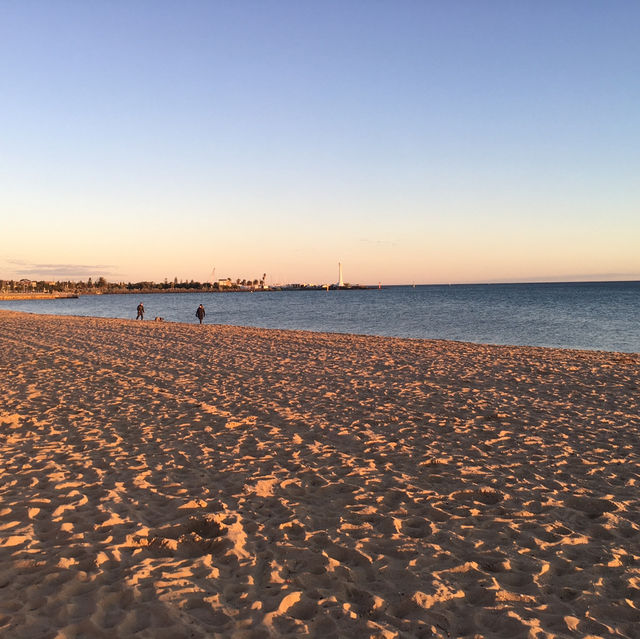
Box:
154 317 164 322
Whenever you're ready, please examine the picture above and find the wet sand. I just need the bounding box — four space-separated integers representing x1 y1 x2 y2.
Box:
0 310 638 638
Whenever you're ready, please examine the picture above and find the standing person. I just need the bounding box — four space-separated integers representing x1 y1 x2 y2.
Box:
136 302 144 320
196 304 205 324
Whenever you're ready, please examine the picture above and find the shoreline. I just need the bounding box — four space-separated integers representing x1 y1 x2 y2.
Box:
1 310 638 637
1 307 638 356
10 306 633 354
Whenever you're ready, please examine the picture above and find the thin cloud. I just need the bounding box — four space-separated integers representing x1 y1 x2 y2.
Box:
359 238 398 247
2 260 120 279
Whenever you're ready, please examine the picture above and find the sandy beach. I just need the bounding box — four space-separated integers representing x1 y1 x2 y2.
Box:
0 310 638 638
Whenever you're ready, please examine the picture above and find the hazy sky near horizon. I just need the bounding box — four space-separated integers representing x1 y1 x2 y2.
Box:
1 1 639 285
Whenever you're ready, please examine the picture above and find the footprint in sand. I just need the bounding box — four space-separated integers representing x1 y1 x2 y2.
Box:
400 516 433 538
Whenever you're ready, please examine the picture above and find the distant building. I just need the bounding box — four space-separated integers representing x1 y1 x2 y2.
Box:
18 279 36 290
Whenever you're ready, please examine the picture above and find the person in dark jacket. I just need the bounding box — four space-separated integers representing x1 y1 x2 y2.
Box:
196 304 205 324
136 303 144 320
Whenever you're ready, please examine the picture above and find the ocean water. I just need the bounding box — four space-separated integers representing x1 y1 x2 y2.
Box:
1 281 639 353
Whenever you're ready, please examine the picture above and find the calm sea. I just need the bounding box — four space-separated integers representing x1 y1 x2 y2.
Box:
1 282 639 353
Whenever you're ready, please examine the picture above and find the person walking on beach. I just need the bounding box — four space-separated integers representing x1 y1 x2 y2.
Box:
136 303 144 320
196 304 206 324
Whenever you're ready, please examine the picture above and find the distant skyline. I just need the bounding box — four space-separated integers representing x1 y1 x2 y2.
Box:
2 1 639 286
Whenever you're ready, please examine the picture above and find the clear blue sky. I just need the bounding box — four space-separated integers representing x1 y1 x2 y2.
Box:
1 1 639 285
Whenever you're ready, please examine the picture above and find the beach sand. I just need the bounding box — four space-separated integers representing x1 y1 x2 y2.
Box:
0 310 638 639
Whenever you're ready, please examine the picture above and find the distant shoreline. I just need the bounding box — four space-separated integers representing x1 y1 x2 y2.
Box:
2 280 637 301
0 292 79 301
0 286 371 300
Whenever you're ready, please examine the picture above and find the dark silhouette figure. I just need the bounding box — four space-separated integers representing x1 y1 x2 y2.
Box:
136 303 144 320
196 304 205 324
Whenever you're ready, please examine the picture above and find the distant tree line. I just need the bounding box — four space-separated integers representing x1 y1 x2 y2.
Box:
0 275 268 294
